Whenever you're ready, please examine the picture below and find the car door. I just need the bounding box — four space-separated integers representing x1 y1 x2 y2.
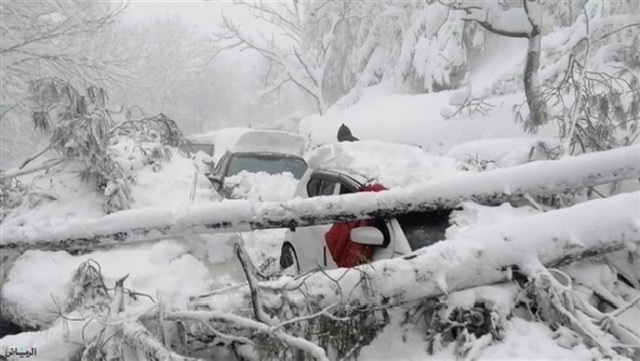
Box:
207 152 230 196
293 172 341 271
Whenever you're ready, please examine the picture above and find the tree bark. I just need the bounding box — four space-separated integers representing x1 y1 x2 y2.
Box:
523 27 545 130
522 0 546 130
1 145 639 253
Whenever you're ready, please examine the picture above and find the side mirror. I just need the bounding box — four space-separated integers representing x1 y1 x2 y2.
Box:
201 154 215 166
206 173 223 191
350 226 385 246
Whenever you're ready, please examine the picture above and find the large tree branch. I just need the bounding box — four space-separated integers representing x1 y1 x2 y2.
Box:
1 145 639 252
470 19 530 38
292 46 319 88
194 192 640 313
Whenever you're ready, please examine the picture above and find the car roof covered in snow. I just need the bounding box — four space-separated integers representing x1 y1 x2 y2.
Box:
186 133 216 144
307 141 461 188
231 130 306 157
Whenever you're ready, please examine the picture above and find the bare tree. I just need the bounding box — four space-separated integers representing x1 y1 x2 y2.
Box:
210 0 375 115
0 1 131 166
0 1 127 116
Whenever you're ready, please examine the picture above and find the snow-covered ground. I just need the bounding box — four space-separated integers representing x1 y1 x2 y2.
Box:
2 5 639 359
359 309 593 360
3 87 639 359
1 156 301 331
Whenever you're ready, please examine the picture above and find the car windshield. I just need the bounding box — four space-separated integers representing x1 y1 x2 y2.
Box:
226 154 308 179
188 143 214 156
396 210 452 251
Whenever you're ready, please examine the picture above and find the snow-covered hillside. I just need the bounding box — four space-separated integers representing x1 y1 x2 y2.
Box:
2 1 639 360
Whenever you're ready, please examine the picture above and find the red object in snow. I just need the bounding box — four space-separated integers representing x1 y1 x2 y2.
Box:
324 184 387 268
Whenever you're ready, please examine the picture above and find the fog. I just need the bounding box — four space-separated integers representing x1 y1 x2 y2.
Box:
0 0 313 166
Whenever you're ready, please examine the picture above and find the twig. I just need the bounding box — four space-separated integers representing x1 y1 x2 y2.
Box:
269 303 348 333
0 158 64 179
523 193 544 212
561 3 591 157
105 274 128 360
18 146 52 170
606 294 640 320
121 321 202 361
189 171 198 204
235 242 275 325
594 22 640 43
197 320 255 346
165 310 329 361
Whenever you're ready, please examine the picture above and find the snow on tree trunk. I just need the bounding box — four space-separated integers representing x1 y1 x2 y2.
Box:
1 145 639 252
523 0 547 130
194 191 640 313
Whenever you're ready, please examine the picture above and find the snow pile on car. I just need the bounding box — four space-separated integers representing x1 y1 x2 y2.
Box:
185 127 251 162
231 130 306 157
307 140 461 188
224 170 298 201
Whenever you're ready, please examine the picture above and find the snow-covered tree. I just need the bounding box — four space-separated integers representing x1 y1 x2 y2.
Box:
445 0 640 153
0 1 129 117
212 0 486 114
539 0 640 153
0 1 128 163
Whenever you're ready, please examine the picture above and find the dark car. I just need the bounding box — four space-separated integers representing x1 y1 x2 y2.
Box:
206 130 308 198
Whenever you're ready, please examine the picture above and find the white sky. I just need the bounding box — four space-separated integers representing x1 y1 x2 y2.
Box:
121 0 243 30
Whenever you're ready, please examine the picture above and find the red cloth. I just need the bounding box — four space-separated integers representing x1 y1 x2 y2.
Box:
324 184 387 268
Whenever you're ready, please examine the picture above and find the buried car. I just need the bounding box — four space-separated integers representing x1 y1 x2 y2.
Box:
280 141 463 273
206 130 308 199
185 133 217 173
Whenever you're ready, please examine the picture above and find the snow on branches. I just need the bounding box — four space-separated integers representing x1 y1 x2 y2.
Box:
0 79 188 218
190 191 640 359
2 144 638 252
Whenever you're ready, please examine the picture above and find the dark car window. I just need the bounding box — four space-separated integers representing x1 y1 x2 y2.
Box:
396 210 452 251
318 179 337 196
307 177 321 197
339 184 354 195
307 176 339 197
225 154 307 179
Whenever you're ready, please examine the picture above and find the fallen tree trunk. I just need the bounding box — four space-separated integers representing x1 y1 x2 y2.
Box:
2 145 639 252
193 192 640 313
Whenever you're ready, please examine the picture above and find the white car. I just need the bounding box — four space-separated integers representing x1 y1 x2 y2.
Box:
279 141 462 273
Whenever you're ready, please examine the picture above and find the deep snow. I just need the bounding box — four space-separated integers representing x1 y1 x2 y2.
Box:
2 9 640 359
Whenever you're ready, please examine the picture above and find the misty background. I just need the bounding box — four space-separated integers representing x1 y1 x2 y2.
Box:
1 0 313 166
2 0 638 167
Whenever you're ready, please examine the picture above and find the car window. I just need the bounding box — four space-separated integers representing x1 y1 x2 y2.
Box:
225 154 307 179
339 184 354 195
318 179 337 196
307 177 321 197
396 210 452 251
307 175 339 197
